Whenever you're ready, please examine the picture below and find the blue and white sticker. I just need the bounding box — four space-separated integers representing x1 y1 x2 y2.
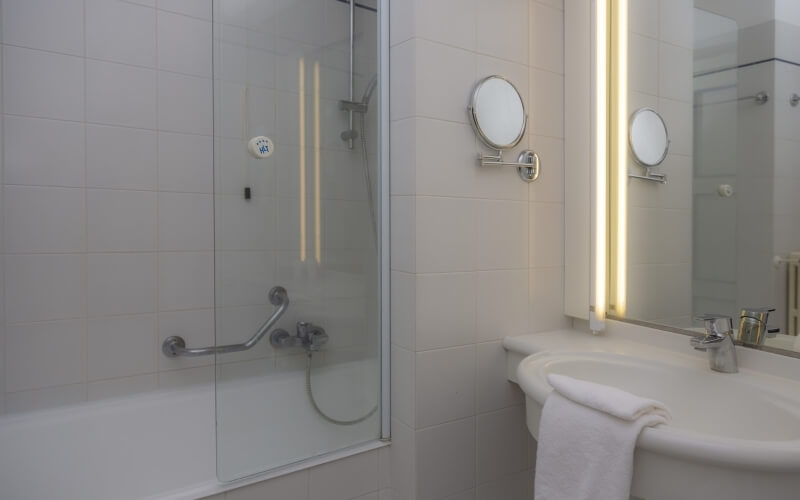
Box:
248 136 274 158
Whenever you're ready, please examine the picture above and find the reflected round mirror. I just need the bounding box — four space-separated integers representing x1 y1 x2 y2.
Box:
469 75 527 150
629 108 669 167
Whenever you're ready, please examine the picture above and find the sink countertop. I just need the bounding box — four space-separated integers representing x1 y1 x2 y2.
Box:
505 319 800 471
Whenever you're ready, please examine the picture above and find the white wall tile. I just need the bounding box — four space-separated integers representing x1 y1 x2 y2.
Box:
88 253 157 317
628 34 658 96
4 185 86 253
2 0 84 56
158 71 213 135
415 345 475 428
660 0 693 48
3 46 84 121
389 41 415 122
414 119 477 199
629 0 659 38
158 132 213 193
158 192 213 250
215 250 276 307
390 119 415 196
86 60 157 129
414 40 475 123
87 374 158 401
3 116 85 187
415 418 476 500
415 0 477 50
475 270 528 341
528 136 564 203
86 125 158 190
475 406 526 484
415 272 476 351
226 470 309 500
158 0 212 20
87 189 157 252
5 254 87 323
530 2 564 74
529 202 564 268
158 252 214 311
528 266 570 332
158 11 212 77
215 195 272 251
474 200 528 271
658 43 692 103
657 98 692 156
5 319 86 392
309 450 379 500
390 196 415 273
391 345 415 427
390 271 415 350
475 471 528 500
529 68 564 138
4 383 86 413
415 197 474 273
476 341 523 414
87 314 157 380
86 0 157 67
476 0 529 64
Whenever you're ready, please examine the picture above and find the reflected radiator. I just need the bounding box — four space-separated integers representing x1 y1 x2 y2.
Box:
788 253 800 336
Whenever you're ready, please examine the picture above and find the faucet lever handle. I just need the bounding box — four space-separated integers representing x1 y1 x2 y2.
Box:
694 314 733 337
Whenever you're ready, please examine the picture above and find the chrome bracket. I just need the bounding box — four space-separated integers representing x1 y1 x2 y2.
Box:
478 149 540 183
629 167 667 184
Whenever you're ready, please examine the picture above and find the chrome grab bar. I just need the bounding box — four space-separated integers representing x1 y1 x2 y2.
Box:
161 286 289 358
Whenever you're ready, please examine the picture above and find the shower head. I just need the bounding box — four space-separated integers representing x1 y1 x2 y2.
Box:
361 74 378 107
339 74 378 115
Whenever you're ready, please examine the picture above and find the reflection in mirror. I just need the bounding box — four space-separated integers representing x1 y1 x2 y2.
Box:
629 108 669 166
613 1 800 356
469 75 526 150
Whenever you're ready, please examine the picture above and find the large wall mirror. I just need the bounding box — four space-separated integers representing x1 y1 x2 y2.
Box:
609 0 800 355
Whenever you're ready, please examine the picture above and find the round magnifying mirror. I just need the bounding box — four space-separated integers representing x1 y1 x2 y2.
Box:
629 108 669 166
469 75 527 150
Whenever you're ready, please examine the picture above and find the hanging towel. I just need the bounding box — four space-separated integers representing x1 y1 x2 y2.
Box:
534 374 671 500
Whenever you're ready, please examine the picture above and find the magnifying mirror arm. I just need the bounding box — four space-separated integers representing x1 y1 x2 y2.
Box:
629 167 667 184
478 151 524 167
478 150 541 182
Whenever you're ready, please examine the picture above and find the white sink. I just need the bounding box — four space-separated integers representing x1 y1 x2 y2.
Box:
506 323 800 500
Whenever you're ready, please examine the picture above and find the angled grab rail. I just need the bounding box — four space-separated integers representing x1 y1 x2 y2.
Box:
161 286 289 358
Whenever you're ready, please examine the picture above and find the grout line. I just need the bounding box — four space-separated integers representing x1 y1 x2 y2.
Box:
81 0 90 400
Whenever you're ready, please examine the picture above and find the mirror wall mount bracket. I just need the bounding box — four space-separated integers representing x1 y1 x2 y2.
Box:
629 167 667 184
478 149 541 182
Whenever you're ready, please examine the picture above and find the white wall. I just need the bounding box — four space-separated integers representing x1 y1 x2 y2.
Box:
388 0 569 498
1 0 215 411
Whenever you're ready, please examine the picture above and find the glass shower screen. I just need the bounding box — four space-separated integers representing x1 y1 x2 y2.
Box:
211 0 382 481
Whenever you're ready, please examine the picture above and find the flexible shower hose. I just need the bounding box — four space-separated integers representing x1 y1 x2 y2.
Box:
306 353 378 426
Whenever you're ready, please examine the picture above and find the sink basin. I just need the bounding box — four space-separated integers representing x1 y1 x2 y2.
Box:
519 351 800 444
506 325 800 500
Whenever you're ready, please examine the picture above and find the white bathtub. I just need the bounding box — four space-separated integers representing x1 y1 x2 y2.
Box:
0 357 380 500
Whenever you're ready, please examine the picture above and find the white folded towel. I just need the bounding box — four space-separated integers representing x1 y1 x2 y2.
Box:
534 374 671 500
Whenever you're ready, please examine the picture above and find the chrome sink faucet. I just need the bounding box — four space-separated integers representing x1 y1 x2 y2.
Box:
691 315 738 373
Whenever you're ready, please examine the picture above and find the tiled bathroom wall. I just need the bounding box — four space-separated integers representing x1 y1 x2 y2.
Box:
0 0 379 412
388 1 569 498
1 0 216 411
625 0 694 326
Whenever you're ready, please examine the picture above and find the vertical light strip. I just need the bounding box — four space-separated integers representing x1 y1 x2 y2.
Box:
313 62 322 264
299 58 307 262
614 0 628 316
593 0 608 328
